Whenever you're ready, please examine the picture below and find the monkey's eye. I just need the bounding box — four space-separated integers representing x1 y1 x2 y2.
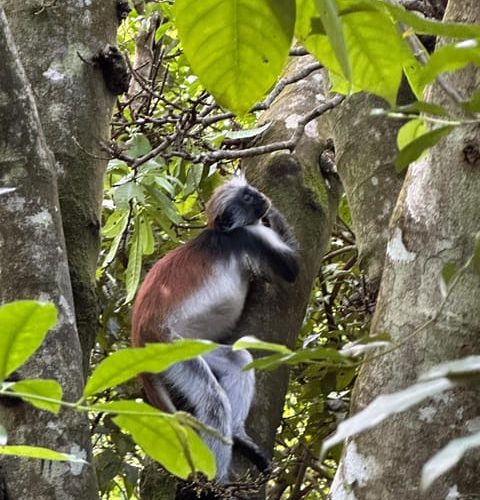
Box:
242 192 253 203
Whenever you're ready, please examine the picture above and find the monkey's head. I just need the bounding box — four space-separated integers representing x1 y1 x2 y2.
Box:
207 176 271 232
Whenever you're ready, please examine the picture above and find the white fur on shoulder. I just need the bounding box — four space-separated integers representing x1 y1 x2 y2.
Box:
246 224 292 253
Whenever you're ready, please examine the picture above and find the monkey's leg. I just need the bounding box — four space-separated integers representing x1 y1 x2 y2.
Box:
162 358 233 482
203 346 270 472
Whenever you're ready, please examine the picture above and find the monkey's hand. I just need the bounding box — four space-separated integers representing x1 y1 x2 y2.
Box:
262 206 298 251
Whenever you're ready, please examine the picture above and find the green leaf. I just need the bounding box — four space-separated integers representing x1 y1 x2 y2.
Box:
297 0 407 105
396 119 428 151
315 0 351 81
418 44 480 88
127 133 152 158
146 186 183 225
321 377 457 457
339 340 391 357
0 301 57 380
100 400 215 480
232 336 291 354
421 432 480 491
395 125 455 172
113 182 145 209
100 211 130 270
286 346 347 364
462 90 480 113
336 367 356 390
106 159 129 175
384 3 480 39
124 222 144 303
420 356 480 381
223 122 271 140
395 101 448 117
8 379 63 414
175 0 295 115
0 445 87 463
102 209 129 238
403 55 424 99
139 214 155 255
246 352 292 371
84 340 216 397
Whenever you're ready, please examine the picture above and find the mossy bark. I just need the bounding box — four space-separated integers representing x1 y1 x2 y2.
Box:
0 8 98 498
239 58 342 490
1 0 118 373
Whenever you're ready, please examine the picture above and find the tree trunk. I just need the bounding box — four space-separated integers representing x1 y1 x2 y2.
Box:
139 56 343 499
241 59 342 479
0 8 98 499
1 0 118 373
331 1 480 498
328 92 406 289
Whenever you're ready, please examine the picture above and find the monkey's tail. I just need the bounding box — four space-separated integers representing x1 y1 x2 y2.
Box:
233 434 271 474
140 373 177 413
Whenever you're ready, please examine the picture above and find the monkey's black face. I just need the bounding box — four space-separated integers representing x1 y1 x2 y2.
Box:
239 186 270 220
214 185 271 232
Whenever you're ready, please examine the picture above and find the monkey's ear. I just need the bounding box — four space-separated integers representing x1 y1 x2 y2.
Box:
215 210 234 232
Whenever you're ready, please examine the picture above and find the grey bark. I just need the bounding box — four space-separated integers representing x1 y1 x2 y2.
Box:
1 0 118 373
331 1 480 498
0 8 98 499
327 92 406 288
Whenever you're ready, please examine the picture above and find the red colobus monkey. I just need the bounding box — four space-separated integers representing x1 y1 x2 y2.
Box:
131 175 299 482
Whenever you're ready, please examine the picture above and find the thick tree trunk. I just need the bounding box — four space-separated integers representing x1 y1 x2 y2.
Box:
0 9 98 499
328 92 405 288
331 1 480 498
1 0 118 373
241 59 342 480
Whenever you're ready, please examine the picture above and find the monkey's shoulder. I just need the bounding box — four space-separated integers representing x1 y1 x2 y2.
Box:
188 227 278 260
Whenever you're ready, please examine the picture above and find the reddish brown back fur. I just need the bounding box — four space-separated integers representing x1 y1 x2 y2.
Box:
131 243 211 347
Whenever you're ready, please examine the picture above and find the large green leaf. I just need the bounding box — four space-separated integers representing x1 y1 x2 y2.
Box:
126 133 152 159
296 0 407 104
0 445 87 463
84 340 216 397
396 119 428 151
0 301 57 380
384 3 480 38
99 400 215 480
315 0 351 81
395 125 455 171
418 44 480 88
175 0 295 115
422 432 480 491
321 377 456 457
8 379 63 414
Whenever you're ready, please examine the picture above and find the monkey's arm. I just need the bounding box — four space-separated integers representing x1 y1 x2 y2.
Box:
262 206 298 250
245 223 300 283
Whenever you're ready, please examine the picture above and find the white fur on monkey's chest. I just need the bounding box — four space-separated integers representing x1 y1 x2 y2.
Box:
167 258 249 341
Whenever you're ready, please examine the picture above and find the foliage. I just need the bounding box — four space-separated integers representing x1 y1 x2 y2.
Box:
0 301 215 486
93 1 480 495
